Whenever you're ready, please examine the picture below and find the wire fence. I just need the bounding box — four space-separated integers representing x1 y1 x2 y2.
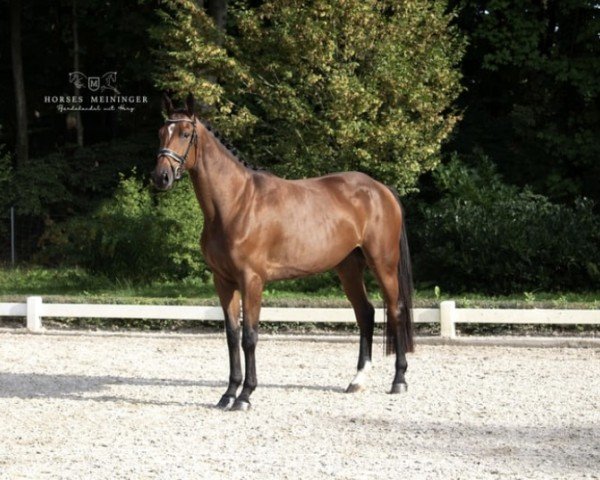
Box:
0 208 54 266
0 208 14 265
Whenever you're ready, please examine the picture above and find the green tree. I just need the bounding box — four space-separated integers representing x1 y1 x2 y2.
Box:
449 0 600 203
152 0 464 193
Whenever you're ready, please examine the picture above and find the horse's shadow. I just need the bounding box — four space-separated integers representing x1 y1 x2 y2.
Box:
0 371 344 408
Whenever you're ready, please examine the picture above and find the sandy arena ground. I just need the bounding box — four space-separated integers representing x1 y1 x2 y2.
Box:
0 330 598 480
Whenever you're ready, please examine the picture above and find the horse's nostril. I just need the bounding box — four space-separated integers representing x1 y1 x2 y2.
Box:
162 172 169 184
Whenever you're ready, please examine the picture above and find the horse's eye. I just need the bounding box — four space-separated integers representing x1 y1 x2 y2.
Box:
182 132 190 138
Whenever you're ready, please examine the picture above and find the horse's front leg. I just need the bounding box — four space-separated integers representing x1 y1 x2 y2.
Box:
214 275 242 410
231 272 263 411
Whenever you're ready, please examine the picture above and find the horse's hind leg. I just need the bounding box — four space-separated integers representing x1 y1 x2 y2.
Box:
364 250 409 394
336 249 375 393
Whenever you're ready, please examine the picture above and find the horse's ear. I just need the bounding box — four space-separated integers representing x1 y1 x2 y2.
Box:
185 92 195 116
163 93 174 116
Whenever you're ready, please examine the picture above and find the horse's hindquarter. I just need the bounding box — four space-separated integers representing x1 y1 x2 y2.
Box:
238 172 399 281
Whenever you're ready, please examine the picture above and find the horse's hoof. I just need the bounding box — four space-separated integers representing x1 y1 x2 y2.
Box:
230 399 251 412
346 383 365 393
389 383 408 394
216 395 236 410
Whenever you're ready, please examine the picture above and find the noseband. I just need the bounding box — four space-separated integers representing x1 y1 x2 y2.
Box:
157 117 198 168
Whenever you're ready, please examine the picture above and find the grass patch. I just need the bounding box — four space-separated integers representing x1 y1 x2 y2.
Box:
1 266 598 310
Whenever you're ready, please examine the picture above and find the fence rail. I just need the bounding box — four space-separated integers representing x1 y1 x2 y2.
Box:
1 297 599 339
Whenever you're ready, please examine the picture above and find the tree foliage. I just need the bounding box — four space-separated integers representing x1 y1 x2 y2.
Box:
3 0 598 294
152 0 464 193
449 0 600 203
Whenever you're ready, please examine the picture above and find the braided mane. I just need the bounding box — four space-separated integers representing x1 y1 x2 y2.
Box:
191 119 265 173
169 104 265 172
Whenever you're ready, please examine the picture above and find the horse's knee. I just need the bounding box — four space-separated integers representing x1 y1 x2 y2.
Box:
225 323 240 346
241 328 258 352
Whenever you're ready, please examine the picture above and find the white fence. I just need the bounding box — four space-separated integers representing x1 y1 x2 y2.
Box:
1 296 599 339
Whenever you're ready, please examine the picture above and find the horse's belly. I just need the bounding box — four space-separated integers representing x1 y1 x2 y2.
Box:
263 223 359 281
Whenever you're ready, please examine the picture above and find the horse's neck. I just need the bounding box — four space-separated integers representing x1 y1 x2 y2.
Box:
189 127 251 224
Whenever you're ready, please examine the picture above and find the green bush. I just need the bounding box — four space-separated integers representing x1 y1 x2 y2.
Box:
1 136 160 265
39 173 209 283
2 135 154 219
413 158 600 293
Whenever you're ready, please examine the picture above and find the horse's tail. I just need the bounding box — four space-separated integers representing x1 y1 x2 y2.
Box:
386 189 415 355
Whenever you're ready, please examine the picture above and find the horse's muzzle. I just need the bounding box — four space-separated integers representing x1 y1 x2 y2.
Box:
152 165 174 191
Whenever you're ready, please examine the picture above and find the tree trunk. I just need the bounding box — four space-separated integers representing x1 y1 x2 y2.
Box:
73 0 84 147
10 0 29 165
207 0 227 32
204 0 227 86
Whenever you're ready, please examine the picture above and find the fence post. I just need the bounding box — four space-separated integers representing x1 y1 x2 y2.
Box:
26 296 43 332
440 300 456 339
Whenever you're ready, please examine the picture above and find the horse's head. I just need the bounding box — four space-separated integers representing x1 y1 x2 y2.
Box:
152 93 198 191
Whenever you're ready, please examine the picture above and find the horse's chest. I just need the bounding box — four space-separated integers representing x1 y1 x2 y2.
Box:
201 229 236 277
201 233 223 266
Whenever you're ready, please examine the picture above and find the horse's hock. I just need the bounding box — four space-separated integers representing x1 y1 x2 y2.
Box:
0 331 597 479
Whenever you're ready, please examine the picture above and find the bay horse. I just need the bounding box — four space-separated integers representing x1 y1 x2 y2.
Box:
152 93 414 411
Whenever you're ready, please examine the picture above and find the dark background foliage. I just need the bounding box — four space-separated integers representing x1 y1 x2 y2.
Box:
1 0 598 293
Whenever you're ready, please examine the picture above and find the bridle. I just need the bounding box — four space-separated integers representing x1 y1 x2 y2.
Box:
157 117 198 179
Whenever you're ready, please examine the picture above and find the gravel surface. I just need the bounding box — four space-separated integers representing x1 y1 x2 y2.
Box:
0 331 598 480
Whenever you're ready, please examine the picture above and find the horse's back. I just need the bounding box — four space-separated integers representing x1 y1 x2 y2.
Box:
257 170 397 211
240 171 402 280
291 171 401 226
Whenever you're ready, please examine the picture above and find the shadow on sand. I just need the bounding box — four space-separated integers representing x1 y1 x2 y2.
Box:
0 371 344 408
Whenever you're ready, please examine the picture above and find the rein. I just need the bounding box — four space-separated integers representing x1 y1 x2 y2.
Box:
157 118 198 167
